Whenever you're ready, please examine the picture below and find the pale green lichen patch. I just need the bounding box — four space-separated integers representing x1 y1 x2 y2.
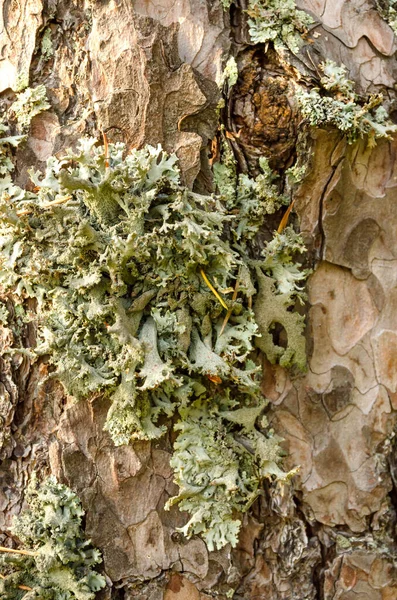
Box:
254 266 306 370
0 120 27 211
0 300 9 323
246 0 314 53
0 132 305 549
375 0 397 34
10 85 50 131
219 56 239 89
41 27 54 60
0 121 25 178
0 476 105 599
296 60 397 145
14 73 29 93
221 0 313 54
213 131 309 371
166 396 289 551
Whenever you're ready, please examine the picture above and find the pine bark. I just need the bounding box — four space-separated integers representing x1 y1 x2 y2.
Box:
1 1 396 598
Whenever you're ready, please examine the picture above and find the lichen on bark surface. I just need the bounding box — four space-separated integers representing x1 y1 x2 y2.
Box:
0 1 397 599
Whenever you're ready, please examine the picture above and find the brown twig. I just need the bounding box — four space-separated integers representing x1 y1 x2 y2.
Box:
16 196 72 217
0 546 37 557
277 198 296 234
102 130 110 169
0 573 33 591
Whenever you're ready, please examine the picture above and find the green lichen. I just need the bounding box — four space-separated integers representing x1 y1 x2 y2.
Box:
254 264 306 370
247 0 313 53
0 476 105 599
166 395 298 550
0 300 9 323
221 1 313 54
375 0 397 34
41 28 54 61
14 73 29 93
0 120 26 203
213 129 289 238
219 56 238 89
296 60 397 146
0 133 305 549
10 85 51 131
335 534 352 551
213 132 309 371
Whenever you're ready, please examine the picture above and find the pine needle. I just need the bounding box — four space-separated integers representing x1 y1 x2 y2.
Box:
200 268 228 310
0 574 33 591
0 546 37 557
102 130 110 169
277 198 296 233
16 196 72 216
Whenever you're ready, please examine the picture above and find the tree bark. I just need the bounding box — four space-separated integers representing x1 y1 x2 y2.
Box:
1 1 396 599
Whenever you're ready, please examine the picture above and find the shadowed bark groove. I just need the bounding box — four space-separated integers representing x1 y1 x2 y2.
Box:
1 1 397 599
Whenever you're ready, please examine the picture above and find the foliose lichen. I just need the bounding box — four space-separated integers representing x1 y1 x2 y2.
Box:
166 397 297 551
221 0 313 54
0 475 105 599
14 73 29 93
0 126 307 549
10 85 50 131
0 121 26 209
219 56 239 89
296 60 397 145
41 28 54 61
375 0 397 34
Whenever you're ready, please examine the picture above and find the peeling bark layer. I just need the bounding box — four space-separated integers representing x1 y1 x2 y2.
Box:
1 1 397 599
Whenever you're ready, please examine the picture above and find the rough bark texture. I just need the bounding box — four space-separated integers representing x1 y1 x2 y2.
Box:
1 1 397 599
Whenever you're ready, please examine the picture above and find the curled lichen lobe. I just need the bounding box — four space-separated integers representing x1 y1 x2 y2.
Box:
0 134 307 550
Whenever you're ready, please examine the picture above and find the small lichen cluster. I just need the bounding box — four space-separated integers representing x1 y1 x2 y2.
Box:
10 85 50 131
221 0 313 54
0 476 105 599
0 122 25 190
219 56 239 89
375 0 397 34
166 398 297 550
41 28 54 61
296 60 397 145
0 128 307 548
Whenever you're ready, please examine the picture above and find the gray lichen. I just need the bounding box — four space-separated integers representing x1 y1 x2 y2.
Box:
10 85 50 131
0 130 306 550
296 60 397 145
41 28 54 61
0 476 105 599
221 0 313 54
166 397 294 551
375 0 397 34
219 56 239 89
